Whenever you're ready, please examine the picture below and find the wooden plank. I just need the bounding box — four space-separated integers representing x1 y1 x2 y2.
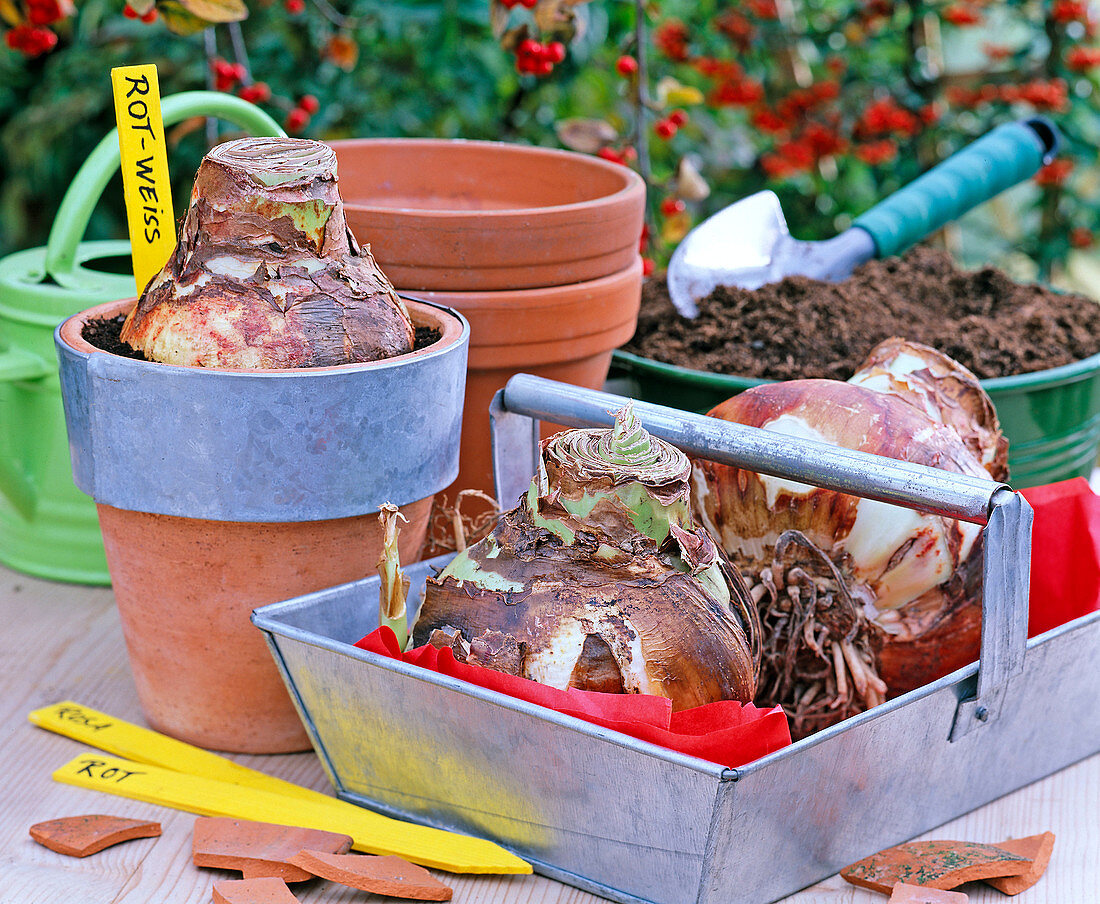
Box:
1 564 1095 904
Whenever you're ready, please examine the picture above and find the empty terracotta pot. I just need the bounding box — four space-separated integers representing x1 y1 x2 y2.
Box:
55 297 469 753
331 138 645 504
332 138 645 292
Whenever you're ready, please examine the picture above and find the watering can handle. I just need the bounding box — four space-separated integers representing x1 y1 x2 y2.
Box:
852 117 1060 259
43 91 284 281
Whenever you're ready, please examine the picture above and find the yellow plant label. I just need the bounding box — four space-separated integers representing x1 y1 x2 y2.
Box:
28 700 318 802
110 63 176 295
54 752 532 875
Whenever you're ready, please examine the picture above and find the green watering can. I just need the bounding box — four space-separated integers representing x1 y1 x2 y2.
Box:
0 92 283 584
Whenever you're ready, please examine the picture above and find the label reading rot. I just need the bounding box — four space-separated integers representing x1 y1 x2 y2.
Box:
72 757 146 783
110 63 176 295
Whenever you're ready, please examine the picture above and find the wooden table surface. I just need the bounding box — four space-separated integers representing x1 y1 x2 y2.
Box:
2 563 1096 904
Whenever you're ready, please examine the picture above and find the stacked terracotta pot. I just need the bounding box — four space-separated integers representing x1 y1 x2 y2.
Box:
331 139 646 508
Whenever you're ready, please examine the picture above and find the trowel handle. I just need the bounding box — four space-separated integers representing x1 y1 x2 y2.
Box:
852 118 1060 259
44 92 284 281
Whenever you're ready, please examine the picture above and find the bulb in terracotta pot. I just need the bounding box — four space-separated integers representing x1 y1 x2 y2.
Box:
412 405 761 712
121 137 414 368
692 342 1005 737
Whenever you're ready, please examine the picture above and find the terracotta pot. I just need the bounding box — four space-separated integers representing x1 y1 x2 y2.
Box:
96 501 430 753
56 297 468 753
330 138 645 508
331 138 646 292
411 258 643 505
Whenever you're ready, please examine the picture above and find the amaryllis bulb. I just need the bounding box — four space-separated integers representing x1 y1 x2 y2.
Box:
693 339 1006 737
412 405 760 711
849 337 1008 482
122 137 414 369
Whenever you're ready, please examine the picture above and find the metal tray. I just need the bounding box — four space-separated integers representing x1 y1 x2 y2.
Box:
253 375 1100 904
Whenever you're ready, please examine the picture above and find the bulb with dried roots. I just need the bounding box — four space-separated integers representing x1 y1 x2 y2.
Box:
693 339 1006 739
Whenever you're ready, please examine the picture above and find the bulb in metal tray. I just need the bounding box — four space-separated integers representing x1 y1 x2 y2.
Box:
693 339 1005 737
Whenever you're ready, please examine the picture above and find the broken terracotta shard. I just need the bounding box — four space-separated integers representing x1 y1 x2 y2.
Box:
985 832 1056 895
888 882 969 904
29 814 161 857
192 816 353 882
212 877 300 904
122 137 414 369
287 850 453 900
841 839 1032 894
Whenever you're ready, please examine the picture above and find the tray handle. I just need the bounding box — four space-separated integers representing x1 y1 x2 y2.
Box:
489 374 1031 739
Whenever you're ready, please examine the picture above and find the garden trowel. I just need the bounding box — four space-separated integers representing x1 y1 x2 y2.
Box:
666 117 1060 316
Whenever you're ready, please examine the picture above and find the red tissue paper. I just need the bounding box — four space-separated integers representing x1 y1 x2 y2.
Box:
1022 478 1100 636
355 627 792 769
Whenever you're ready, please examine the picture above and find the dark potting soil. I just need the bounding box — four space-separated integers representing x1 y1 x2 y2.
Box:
622 246 1100 381
82 316 442 359
82 315 148 360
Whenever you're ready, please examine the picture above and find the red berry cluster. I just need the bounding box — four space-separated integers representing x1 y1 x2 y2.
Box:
5 0 73 55
1071 227 1093 249
659 197 685 217
946 78 1069 112
744 0 778 20
1052 0 1090 24
854 139 897 166
653 20 690 62
498 0 537 7
653 109 687 140
711 80 765 105
638 224 654 276
614 55 637 77
1066 46 1100 71
1034 159 1074 187
211 58 247 92
284 0 305 14
27 0 71 25
122 3 157 22
285 95 319 134
941 4 982 27
237 82 271 104
514 38 565 76
713 11 754 52
856 96 919 139
596 145 637 166
5 22 57 55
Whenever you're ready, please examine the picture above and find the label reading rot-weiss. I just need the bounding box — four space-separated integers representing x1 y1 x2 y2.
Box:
110 64 176 295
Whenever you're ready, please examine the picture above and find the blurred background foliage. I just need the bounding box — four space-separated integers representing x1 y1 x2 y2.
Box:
2 0 1100 296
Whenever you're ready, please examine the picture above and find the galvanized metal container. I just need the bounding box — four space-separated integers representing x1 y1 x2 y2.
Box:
254 375 1100 904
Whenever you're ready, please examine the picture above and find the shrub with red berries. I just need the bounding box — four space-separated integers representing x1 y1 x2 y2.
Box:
4 0 1100 287
481 0 1100 280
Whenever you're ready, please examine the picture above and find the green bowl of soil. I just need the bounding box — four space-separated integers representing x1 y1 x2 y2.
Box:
612 247 1100 488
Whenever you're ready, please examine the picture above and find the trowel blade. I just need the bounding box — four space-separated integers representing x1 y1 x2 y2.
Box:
666 190 790 317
